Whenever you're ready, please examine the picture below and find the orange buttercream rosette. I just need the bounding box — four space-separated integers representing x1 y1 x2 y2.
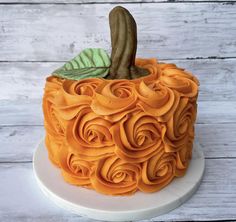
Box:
43 59 199 195
110 110 166 163
43 76 66 166
66 106 115 161
91 155 141 195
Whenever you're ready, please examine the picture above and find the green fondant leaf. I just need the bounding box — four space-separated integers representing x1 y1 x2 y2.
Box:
53 48 111 80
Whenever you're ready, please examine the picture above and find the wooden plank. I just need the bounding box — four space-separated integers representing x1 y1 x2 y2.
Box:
195 124 236 158
0 0 235 3
0 99 43 126
0 124 235 162
0 126 44 162
1 59 236 102
0 159 235 221
0 62 56 102
1 98 236 125
1 4 236 61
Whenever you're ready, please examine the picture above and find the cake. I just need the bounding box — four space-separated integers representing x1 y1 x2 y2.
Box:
43 6 199 195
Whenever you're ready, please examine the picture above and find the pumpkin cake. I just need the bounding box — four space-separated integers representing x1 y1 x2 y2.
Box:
43 6 199 195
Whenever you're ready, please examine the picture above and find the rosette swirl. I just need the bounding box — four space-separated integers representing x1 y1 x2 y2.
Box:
66 107 115 161
136 81 180 121
159 64 199 99
91 80 138 121
58 144 93 187
164 98 197 152
45 134 64 166
134 58 160 81
175 140 193 176
138 149 176 192
91 155 141 195
54 78 103 120
111 110 165 163
43 76 66 166
43 76 65 137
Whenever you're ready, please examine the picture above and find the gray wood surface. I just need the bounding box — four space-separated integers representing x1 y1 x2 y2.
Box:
0 159 235 221
0 0 236 221
1 4 236 61
1 0 236 3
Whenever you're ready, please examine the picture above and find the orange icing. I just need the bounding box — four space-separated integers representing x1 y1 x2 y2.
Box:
42 58 199 195
91 155 141 195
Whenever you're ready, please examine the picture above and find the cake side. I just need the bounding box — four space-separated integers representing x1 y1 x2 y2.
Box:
42 58 199 195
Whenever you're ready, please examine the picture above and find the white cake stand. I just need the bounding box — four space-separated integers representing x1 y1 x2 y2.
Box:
33 140 205 221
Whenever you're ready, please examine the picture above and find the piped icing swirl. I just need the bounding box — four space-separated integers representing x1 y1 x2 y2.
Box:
138 149 177 192
159 63 199 99
53 78 103 120
66 107 115 161
136 80 180 121
91 155 141 195
164 97 197 152
58 143 93 188
91 80 138 121
43 76 66 166
110 110 166 163
43 59 199 195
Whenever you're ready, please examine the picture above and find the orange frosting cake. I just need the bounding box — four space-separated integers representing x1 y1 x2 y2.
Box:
42 6 199 195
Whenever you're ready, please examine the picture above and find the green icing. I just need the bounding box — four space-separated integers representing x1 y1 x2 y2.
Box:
53 48 111 80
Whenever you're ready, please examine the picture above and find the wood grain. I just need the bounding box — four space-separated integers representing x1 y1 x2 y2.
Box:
0 0 235 3
0 126 44 162
1 3 236 61
1 124 236 162
1 59 236 102
0 159 235 221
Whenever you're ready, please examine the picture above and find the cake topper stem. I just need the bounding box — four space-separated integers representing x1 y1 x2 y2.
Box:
108 6 149 79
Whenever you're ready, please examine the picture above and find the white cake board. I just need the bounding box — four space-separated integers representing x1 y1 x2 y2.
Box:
33 140 205 221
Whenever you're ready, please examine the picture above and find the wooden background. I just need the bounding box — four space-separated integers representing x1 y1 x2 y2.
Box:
0 0 236 221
